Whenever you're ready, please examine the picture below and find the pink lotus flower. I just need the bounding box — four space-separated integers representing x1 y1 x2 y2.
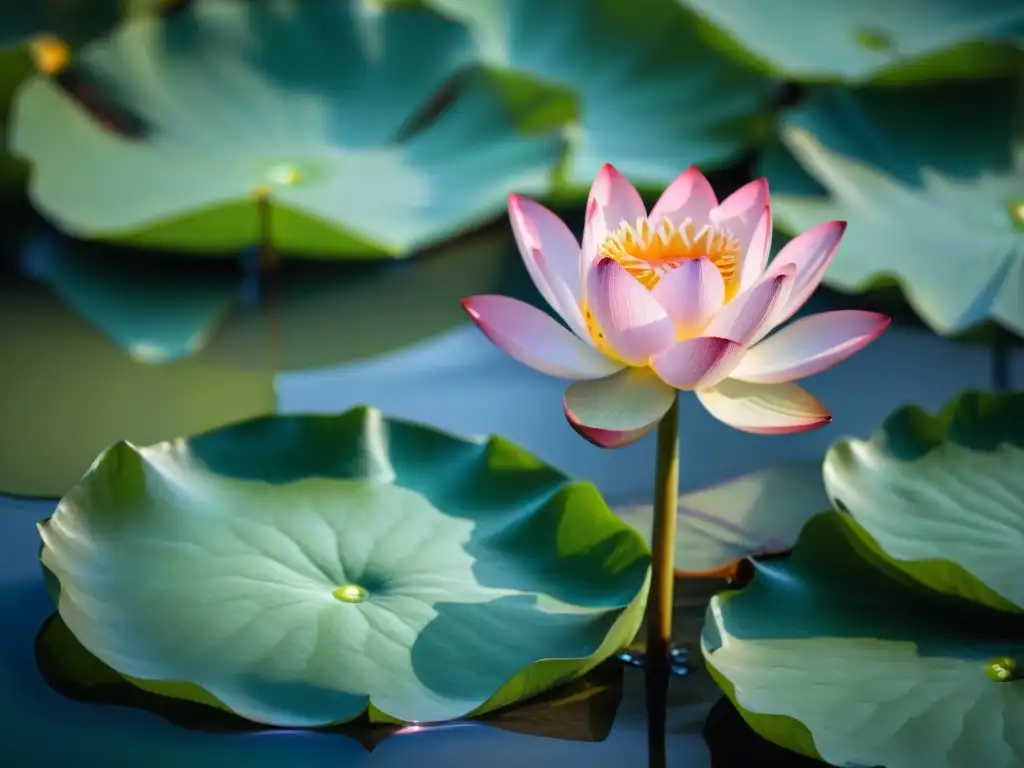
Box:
462 165 890 448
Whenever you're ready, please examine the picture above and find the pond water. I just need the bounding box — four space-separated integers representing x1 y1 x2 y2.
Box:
1 252 1021 766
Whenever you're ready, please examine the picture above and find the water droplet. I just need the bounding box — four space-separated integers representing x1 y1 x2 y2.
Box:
1009 200 1024 230
333 584 369 603
29 35 71 75
986 657 1018 682
616 645 690 676
266 163 302 187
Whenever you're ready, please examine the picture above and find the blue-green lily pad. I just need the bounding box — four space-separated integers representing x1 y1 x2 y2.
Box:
10 0 562 257
614 462 828 577
764 81 1024 339
677 0 1024 83
426 0 774 191
823 391 1024 614
38 406 650 726
703 510 1024 768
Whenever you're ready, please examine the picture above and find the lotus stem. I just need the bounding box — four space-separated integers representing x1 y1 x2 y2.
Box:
645 394 680 768
991 333 1011 392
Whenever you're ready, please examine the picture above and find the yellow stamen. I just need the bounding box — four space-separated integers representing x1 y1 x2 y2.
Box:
29 35 71 76
583 216 742 352
599 216 741 295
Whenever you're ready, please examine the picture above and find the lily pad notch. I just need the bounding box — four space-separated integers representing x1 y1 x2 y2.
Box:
38 405 651 727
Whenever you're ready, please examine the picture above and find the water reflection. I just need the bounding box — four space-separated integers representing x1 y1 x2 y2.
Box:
0 222 533 496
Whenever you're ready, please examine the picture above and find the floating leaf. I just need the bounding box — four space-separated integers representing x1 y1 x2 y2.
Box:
35 611 626 747
677 0 1024 83
39 407 650 726
615 462 828 577
0 275 275 497
10 0 562 256
703 510 1024 768
823 390 1024 613
426 0 774 191
764 81 1024 339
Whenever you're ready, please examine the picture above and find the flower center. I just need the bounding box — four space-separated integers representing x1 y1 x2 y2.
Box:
332 583 369 603
600 216 741 292
584 216 742 355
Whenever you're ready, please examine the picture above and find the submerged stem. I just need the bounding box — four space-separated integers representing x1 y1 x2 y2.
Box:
645 395 680 768
991 334 1012 393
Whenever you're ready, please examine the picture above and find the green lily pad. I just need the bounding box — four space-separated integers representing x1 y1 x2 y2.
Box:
703 510 1024 768
614 462 828 577
35 611 626 746
823 391 1024 614
38 406 650 726
0 273 275 498
10 0 562 256
764 80 1024 339
426 0 774 191
677 0 1024 83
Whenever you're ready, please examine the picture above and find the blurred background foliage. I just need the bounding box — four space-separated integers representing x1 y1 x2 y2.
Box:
0 0 1020 497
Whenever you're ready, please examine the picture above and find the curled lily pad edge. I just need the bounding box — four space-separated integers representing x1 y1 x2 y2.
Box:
38 404 652 727
823 390 1024 614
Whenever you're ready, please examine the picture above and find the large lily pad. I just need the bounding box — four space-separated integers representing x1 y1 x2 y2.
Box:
614 462 828 577
823 391 1024 614
702 510 1024 768
10 0 562 256
426 0 774 191
38 407 650 726
677 0 1024 83
763 80 1024 339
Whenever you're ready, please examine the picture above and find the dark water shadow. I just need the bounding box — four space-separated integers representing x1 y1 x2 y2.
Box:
703 695 831 767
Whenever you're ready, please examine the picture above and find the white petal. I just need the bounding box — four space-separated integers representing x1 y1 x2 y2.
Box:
711 178 772 292
702 268 794 346
508 194 590 340
648 166 718 229
732 311 891 384
587 258 675 365
765 221 847 326
580 164 646 280
564 367 675 447
650 337 746 390
651 257 725 336
696 379 832 435
462 295 623 379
